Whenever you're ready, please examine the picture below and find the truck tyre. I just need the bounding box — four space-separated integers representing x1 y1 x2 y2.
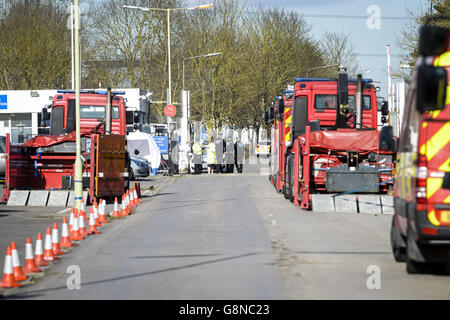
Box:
283 183 288 199
287 156 294 203
406 225 427 274
390 218 406 262
406 253 427 274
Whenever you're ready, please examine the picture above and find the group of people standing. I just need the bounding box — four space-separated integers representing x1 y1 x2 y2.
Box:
191 136 245 175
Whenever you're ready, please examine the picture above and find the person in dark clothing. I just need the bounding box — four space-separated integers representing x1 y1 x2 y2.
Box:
214 136 225 173
192 140 203 174
225 137 235 173
234 140 245 173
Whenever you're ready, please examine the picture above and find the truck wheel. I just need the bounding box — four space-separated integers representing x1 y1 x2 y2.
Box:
406 253 427 274
287 157 294 203
283 183 288 199
405 226 427 274
390 218 406 262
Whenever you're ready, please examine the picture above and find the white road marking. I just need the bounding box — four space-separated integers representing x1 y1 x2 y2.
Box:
57 208 71 214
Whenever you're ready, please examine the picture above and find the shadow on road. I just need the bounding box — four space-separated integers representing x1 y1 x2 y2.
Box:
131 253 220 259
293 250 391 255
7 252 261 299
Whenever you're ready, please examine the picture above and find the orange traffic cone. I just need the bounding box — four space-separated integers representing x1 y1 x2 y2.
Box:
34 233 49 267
135 182 141 198
43 227 58 262
93 201 103 227
120 195 128 216
69 208 75 234
1 247 21 288
81 198 88 221
10 242 28 282
52 222 64 256
126 190 132 213
111 197 121 217
134 187 142 205
60 217 74 248
78 211 88 237
87 208 100 235
129 189 135 209
98 199 109 223
70 211 84 241
23 237 41 274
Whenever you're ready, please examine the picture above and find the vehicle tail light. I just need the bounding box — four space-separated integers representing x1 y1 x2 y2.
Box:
421 227 438 235
415 154 427 204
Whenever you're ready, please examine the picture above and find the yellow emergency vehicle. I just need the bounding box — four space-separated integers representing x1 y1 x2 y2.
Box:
380 24 450 273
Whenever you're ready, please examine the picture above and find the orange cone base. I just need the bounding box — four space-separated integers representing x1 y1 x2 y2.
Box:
34 255 49 267
121 209 128 217
87 227 100 235
43 256 59 262
23 261 41 274
0 275 20 288
60 238 75 248
111 211 121 218
99 217 109 224
12 267 28 282
70 233 84 241
79 228 88 237
52 247 65 256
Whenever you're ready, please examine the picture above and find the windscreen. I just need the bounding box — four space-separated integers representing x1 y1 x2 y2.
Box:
80 105 119 119
315 95 371 110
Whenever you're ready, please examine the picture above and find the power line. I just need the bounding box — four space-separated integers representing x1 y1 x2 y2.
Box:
241 11 413 21
302 13 412 20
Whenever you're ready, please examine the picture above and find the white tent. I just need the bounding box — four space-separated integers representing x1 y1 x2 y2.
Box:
126 131 161 175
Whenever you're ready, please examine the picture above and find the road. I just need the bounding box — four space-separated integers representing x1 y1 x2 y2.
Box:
3 161 450 300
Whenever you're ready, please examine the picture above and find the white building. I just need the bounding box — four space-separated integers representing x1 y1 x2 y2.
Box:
0 88 151 143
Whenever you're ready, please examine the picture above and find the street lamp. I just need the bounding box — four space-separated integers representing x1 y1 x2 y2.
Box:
122 3 214 107
182 52 222 91
306 64 339 77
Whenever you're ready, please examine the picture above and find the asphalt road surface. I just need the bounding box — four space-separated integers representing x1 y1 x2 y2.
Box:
3 161 450 300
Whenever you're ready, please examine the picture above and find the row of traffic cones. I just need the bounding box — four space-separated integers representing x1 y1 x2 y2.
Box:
111 186 141 218
1 186 142 289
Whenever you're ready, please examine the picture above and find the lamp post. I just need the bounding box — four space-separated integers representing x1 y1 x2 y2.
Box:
182 52 222 91
179 52 221 171
123 3 214 173
74 0 82 212
306 64 339 77
123 3 214 108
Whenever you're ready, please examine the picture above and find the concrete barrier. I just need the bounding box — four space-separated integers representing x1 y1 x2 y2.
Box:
27 191 49 207
311 194 335 212
358 195 382 215
334 195 358 213
7 190 30 206
47 191 69 207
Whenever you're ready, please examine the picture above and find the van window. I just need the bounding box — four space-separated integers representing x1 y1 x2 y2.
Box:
398 87 420 153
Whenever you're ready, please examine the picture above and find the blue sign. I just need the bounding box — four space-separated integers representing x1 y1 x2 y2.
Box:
0 95 7 110
153 136 169 154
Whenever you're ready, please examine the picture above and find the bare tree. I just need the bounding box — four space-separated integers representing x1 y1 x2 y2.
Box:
0 0 71 89
319 31 360 77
